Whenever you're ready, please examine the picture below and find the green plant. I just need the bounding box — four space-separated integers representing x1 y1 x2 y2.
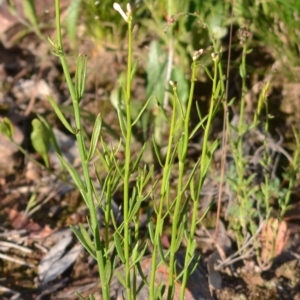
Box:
2 0 300 299
44 1 227 299
6 0 44 41
225 19 300 265
66 0 132 47
233 0 300 72
48 1 111 298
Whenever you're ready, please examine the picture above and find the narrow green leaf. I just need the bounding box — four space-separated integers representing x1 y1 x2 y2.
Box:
183 160 200 192
239 64 246 78
70 225 96 259
110 172 123 193
76 292 86 299
200 64 213 80
154 284 166 299
157 239 168 266
189 112 208 139
115 270 126 288
174 224 184 252
79 223 95 252
57 154 87 193
22 0 39 30
104 259 112 286
177 136 185 162
96 149 110 172
131 242 139 266
201 140 219 179
47 37 57 48
116 104 127 139
114 233 125 263
155 98 169 122
47 95 74 134
75 54 87 101
37 115 63 158
228 97 236 106
132 143 146 172
129 200 141 220
195 101 203 121
190 177 196 201
148 219 155 244
87 113 102 161
135 261 148 294
100 137 112 168
152 136 163 167
132 95 153 126
111 153 124 179
143 165 154 187
36 115 67 174
133 243 148 265
213 80 222 100
175 250 199 281
130 59 139 82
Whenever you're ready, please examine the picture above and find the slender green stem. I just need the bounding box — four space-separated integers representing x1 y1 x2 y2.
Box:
123 16 133 300
54 1 108 299
237 42 248 235
178 60 198 300
166 85 183 300
263 101 270 214
238 43 247 133
104 177 113 249
149 82 178 299
196 56 219 197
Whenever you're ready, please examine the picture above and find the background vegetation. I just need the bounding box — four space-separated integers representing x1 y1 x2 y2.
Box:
0 0 300 299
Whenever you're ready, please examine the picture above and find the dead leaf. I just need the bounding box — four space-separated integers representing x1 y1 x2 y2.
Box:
38 231 82 285
6 208 41 231
260 218 290 266
5 208 53 238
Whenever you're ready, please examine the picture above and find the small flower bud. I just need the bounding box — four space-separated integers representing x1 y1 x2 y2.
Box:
126 3 132 14
192 49 203 61
169 80 178 88
211 52 219 62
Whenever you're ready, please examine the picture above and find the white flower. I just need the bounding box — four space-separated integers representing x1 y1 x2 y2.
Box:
113 3 130 22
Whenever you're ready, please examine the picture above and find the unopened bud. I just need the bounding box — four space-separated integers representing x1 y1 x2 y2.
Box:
211 52 219 62
126 3 132 14
192 49 203 61
169 80 178 89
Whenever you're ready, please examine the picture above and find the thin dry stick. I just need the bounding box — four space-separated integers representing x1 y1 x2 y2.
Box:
0 241 32 253
202 225 227 263
214 0 234 242
0 252 35 267
215 221 265 271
